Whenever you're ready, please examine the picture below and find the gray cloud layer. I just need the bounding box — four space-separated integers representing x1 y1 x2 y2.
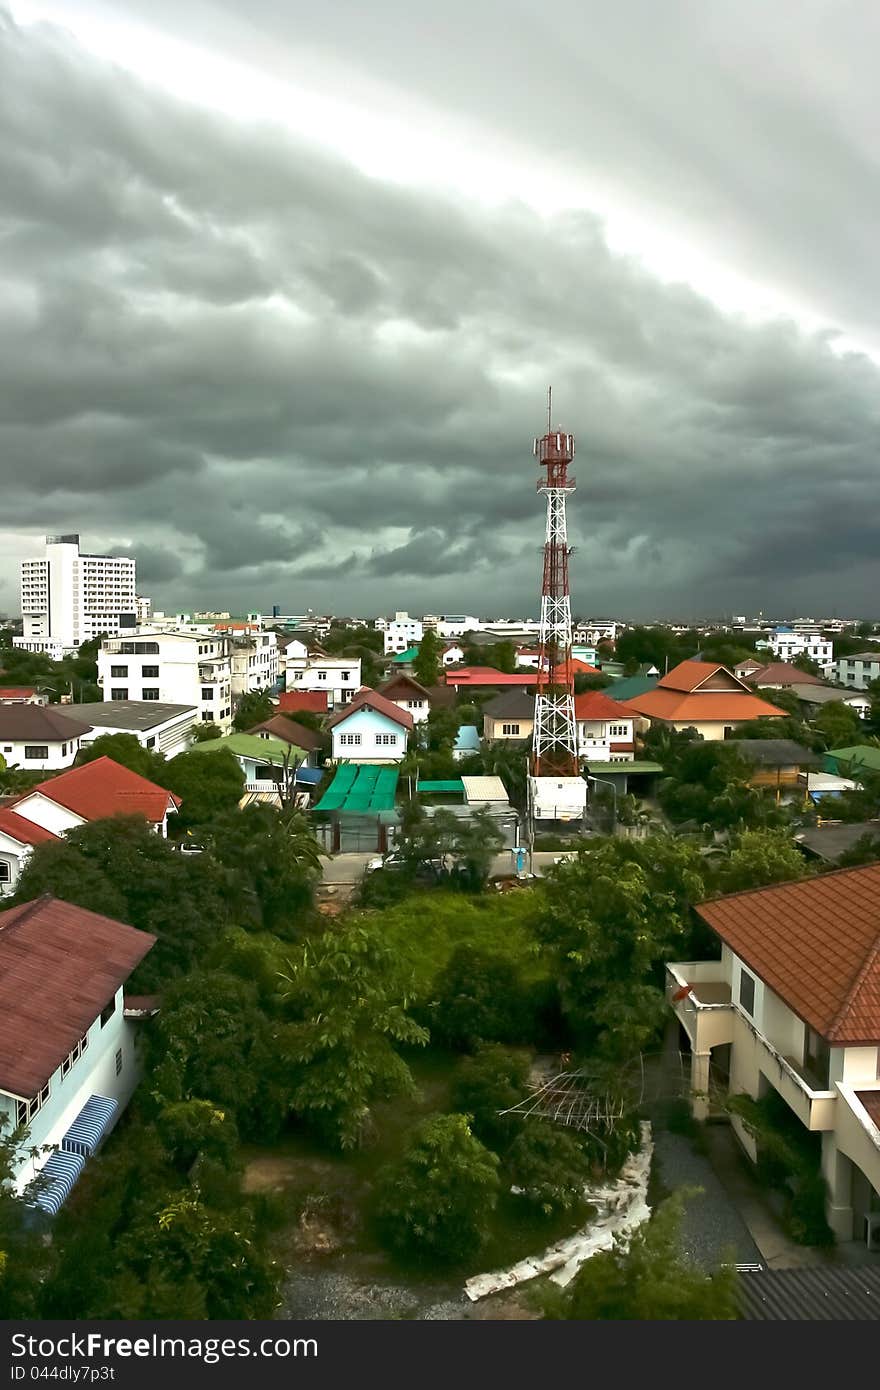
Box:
2 5 880 620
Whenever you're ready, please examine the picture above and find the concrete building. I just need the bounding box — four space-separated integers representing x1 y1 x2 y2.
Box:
766 626 833 672
382 612 424 655
97 628 233 732
574 689 637 763
230 631 279 701
15 535 136 656
0 896 155 1204
73 701 198 759
0 705 92 773
327 689 413 763
284 648 361 707
435 615 481 639
0 810 59 898
0 688 48 706
668 866 880 1246
835 652 880 691
482 689 535 742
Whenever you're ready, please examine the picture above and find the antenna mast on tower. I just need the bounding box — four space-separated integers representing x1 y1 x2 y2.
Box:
531 396 579 778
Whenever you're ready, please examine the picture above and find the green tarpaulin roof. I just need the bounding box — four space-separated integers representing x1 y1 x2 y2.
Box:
418 779 465 794
314 763 399 813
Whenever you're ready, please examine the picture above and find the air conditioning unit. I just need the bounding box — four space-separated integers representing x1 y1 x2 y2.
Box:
864 1213 880 1251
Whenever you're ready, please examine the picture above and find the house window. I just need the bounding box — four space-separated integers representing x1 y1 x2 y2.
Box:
24 745 49 760
341 671 350 681
608 724 628 738
111 665 128 677
502 723 521 735
141 688 160 701
201 688 213 701
60 1030 89 1078
739 970 756 1016
100 996 117 1028
146 736 156 748
339 733 362 747
0 862 10 883
201 711 213 722
111 688 128 701
376 733 398 746
16 1082 50 1128
115 1048 123 1077
317 671 327 681
142 665 159 678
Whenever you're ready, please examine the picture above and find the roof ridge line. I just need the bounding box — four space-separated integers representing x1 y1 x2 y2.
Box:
0 891 55 934
826 929 880 1041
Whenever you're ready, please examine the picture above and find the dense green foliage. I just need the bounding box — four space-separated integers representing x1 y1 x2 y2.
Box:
506 1121 592 1216
76 731 167 780
727 1092 833 1245
163 747 245 827
450 1045 531 1149
411 628 443 687
232 689 275 732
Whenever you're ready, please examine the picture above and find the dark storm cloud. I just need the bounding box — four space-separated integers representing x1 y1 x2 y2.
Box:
2 6 880 620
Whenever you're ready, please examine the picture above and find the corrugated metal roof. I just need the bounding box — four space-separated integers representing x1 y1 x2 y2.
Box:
461 775 509 803
739 1266 880 1320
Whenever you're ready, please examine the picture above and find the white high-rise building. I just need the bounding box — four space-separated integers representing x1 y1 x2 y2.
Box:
15 535 136 657
97 627 233 732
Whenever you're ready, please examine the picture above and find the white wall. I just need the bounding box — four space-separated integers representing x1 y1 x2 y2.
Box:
13 792 86 836
331 706 407 761
0 833 34 897
0 734 83 772
98 631 232 732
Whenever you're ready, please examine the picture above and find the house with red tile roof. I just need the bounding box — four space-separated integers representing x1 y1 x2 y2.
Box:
734 660 825 689
0 895 155 1203
11 756 180 839
0 688 48 706
377 674 433 724
624 660 786 740
667 864 880 1243
326 688 413 763
0 809 59 898
574 688 639 763
444 666 539 692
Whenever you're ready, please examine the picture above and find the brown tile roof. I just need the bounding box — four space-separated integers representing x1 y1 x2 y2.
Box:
247 715 323 751
748 662 826 687
377 675 432 702
274 691 329 715
0 895 155 1097
21 756 180 826
855 1091 880 1129
696 864 880 1044
0 706 92 741
325 688 413 732
0 809 59 847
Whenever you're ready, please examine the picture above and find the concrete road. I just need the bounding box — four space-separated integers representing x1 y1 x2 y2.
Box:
319 848 572 885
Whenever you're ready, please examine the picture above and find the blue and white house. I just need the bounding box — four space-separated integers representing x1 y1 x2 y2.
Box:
0 896 155 1209
326 688 414 763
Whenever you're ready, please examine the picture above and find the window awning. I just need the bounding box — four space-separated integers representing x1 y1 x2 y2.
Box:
33 1149 86 1215
61 1093 118 1158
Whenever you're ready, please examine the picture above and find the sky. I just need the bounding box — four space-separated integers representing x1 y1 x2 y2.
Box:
2 0 880 621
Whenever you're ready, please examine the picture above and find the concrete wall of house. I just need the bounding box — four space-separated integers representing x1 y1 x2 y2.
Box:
331 706 406 762
1 986 143 1193
484 716 534 741
12 794 85 836
0 834 33 897
577 717 634 761
98 634 232 732
79 711 196 760
0 735 83 773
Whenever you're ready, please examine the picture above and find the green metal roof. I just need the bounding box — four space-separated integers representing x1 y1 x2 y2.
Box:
392 646 419 664
824 745 880 774
605 675 659 701
189 733 303 765
418 779 465 794
314 763 399 813
584 761 664 775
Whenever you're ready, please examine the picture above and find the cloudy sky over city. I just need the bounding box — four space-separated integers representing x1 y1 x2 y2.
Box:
3 0 880 620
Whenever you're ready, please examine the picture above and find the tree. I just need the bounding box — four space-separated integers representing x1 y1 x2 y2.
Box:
375 1114 500 1263
494 640 517 674
719 828 809 894
280 925 428 1149
0 1116 55 1317
232 690 275 732
506 1121 592 1216
451 806 506 889
164 747 245 827
432 948 534 1049
191 721 223 742
206 804 320 932
547 1189 738 1319
76 732 166 780
811 699 862 751
412 629 443 687
450 1045 531 1148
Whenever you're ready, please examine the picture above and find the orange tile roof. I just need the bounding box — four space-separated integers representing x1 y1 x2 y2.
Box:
0 809 59 847
660 659 741 692
0 895 155 1097
574 689 638 720
625 687 787 723
25 756 179 826
696 864 880 1044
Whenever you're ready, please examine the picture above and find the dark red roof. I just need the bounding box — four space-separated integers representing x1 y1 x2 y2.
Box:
747 662 826 688
275 691 329 714
23 756 180 825
0 809 59 847
696 864 880 1044
856 1092 880 1129
377 674 432 702
326 687 414 732
0 896 155 1097
247 715 323 751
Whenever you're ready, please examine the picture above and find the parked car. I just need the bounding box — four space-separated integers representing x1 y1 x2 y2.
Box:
175 841 206 856
365 851 446 878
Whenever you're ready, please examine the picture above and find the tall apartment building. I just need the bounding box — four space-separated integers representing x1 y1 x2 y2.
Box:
15 535 136 658
97 628 233 732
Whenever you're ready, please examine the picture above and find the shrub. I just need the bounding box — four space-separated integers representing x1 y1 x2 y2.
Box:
450 1045 531 1150
505 1121 591 1217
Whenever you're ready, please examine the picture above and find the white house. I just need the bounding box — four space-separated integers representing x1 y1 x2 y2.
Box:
13 756 180 838
285 648 361 706
668 865 880 1246
835 652 880 691
382 612 424 655
230 631 279 700
574 619 623 646
377 674 432 724
327 689 413 762
98 628 233 732
15 533 136 656
768 626 833 672
0 896 155 1204
0 705 92 773
441 644 465 666
435 615 481 639
574 689 637 762
73 700 198 759
0 809 59 897
0 688 49 706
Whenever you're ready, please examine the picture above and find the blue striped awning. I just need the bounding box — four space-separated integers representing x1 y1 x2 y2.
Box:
32 1149 86 1215
61 1094 118 1158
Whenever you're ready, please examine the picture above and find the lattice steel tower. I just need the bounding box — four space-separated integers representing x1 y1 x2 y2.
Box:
531 402 579 778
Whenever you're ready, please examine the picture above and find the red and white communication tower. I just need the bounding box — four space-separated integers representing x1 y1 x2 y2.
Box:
530 396 587 820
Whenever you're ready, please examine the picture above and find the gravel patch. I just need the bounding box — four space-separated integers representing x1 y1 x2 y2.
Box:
652 1129 761 1269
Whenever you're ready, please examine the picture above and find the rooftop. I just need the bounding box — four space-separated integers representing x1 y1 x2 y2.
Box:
247 715 323 751
0 896 155 1098
483 688 536 720
826 745 880 774
189 733 302 765
745 662 826 687
0 808 59 847
794 822 880 863
71 700 197 732
696 863 880 1044
326 688 414 732
0 706 92 742
733 739 821 768
20 756 180 826
274 691 329 715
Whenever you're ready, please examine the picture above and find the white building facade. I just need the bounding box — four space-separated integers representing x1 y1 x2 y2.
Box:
230 632 280 700
285 651 361 706
835 652 880 691
383 612 424 655
16 535 136 656
768 627 833 671
98 629 233 731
